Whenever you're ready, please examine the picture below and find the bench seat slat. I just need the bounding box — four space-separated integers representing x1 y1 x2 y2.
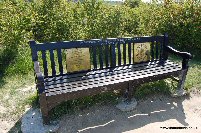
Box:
44 60 174 82
45 64 181 90
44 61 177 86
45 60 182 96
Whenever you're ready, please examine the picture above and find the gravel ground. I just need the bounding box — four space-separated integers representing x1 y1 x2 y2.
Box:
19 90 201 133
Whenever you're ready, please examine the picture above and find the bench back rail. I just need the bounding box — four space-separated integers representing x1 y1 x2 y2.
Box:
30 35 168 78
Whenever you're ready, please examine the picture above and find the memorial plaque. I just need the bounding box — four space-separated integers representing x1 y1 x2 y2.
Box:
133 42 150 63
66 48 91 73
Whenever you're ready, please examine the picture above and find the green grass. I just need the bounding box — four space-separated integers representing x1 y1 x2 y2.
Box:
0 73 36 119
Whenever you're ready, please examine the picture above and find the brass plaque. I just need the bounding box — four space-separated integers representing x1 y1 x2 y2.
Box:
134 42 150 63
66 48 91 72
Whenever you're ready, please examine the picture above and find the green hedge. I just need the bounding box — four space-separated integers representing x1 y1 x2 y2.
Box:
0 0 200 75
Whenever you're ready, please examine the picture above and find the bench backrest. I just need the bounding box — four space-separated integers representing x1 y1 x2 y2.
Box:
30 34 169 78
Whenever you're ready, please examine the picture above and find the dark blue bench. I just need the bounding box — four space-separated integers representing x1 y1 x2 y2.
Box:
30 34 192 124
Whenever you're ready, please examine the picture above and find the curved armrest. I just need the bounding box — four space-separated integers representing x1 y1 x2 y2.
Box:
165 45 192 59
34 61 45 93
165 45 192 69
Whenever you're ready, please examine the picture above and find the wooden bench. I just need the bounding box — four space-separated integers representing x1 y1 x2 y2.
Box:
30 34 192 124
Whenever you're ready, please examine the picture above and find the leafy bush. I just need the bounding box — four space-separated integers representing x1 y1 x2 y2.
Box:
136 1 201 50
0 1 33 75
0 0 200 76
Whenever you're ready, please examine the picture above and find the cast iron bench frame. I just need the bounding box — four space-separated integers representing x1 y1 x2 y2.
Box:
30 34 192 124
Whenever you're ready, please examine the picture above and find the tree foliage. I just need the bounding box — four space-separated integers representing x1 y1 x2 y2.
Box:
0 0 200 75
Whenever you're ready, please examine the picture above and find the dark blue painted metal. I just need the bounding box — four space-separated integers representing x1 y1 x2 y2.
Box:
49 50 56 76
123 42 126 65
105 45 109 68
33 36 164 51
111 44 116 67
29 41 38 61
156 41 159 60
57 49 63 75
117 42 121 66
30 35 168 76
41 50 48 77
151 42 155 61
98 45 103 69
128 42 131 64
160 41 163 60
133 43 135 63
163 33 169 60
92 46 97 69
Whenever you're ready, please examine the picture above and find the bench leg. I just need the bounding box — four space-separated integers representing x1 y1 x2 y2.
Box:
116 82 137 111
125 82 134 102
172 69 188 97
39 93 50 124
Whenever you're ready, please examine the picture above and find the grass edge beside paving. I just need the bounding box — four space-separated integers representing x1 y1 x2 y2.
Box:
0 57 200 132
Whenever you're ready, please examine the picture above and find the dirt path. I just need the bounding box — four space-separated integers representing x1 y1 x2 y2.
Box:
57 92 201 133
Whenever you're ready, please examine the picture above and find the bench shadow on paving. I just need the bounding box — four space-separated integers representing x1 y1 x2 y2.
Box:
57 94 190 133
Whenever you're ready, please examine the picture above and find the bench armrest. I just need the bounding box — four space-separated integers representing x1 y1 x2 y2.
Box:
165 45 192 59
165 45 192 69
34 61 45 93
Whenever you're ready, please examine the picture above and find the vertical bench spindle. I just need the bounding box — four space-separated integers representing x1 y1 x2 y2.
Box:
49 50 56 76
151 42 155 61
117 42 121 66
99 45 103 69
105 45 109 68
128 42 131 64
57 49 63 75
92 46 97 69
123 42 126 65
111 44 116 67
42 50 48 77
